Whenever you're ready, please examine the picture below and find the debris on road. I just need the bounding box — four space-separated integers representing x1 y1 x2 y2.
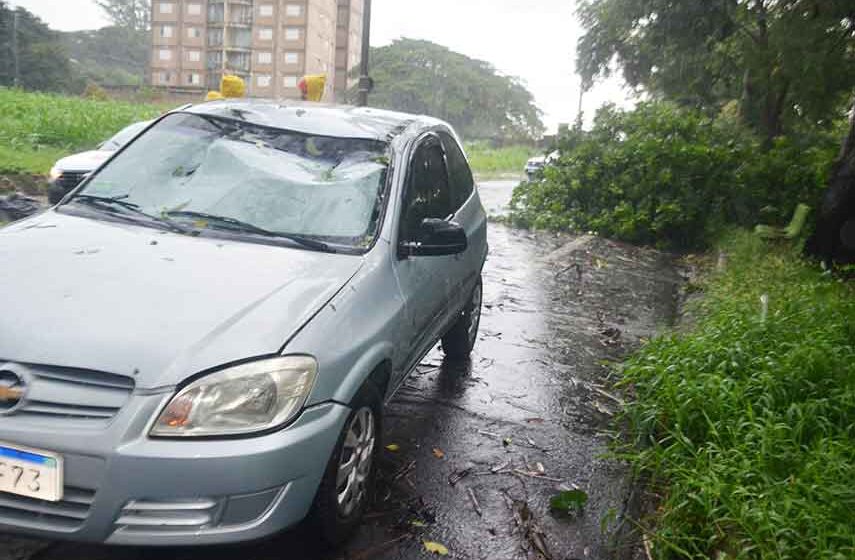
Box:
422 540 449 556
466 487 483 517
549 489 589 518
0 193 42 222
448 467 472 486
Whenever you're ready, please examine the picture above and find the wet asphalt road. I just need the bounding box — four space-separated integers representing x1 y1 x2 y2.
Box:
1 180 681 560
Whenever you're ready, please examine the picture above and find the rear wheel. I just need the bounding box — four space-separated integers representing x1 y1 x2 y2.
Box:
441 276 483 360
308 381 381 546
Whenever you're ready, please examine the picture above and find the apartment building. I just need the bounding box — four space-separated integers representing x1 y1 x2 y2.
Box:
150 0 364 101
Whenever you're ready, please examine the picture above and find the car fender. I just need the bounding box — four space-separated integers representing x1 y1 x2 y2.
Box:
329 341 394 406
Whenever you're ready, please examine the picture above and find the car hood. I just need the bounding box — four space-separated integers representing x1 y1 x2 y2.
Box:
53 150 113 173
0 212 364 389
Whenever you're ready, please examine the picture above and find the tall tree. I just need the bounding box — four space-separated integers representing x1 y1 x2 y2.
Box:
95 0 150 32
577 0 855 142
0 2 77 92
354 39 544 142
63 26 149 85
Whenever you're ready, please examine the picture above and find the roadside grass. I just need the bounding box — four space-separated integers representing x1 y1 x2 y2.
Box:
0 87 168 175
464 141 538 178
619 230 855 559
0 144 68 175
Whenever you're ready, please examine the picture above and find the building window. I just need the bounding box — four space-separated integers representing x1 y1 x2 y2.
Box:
158 2 174 14
258 27 273 41
283 75 298 88
284 52 299 65
187 26 201 39
158 49 172 61
158 71 172 83
285 4 302 17
187 73 201 86
187 3 202 16
259 4 274 17
257 51 272 64
284 27 300 41
187 50 201 62
159 25 173 38
257 75 272 88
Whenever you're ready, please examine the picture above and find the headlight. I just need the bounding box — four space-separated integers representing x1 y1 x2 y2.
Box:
49 167 62 181
150 356 318 437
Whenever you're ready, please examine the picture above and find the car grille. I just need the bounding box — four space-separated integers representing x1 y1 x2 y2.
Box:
0 361 135 427
0 486 96 532
56 172 88 191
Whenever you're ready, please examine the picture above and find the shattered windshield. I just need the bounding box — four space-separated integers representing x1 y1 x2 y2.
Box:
73 112 390 250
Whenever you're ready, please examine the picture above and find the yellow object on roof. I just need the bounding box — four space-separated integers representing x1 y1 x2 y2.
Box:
303 75 326 102
221 75 246 98
205 91 224 102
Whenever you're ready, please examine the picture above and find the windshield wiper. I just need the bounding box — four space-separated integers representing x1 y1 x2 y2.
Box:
164 210 334 253
68 194 192 234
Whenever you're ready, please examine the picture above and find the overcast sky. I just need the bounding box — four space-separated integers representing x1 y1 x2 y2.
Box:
11 0 632 132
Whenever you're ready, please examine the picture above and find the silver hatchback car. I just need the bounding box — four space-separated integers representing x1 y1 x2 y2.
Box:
0 100 487 546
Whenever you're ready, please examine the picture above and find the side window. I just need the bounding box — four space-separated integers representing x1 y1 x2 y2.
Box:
400 140 452 242
440 132 475 210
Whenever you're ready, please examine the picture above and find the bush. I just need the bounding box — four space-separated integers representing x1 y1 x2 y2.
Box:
620 230 855 559
509 103 838 250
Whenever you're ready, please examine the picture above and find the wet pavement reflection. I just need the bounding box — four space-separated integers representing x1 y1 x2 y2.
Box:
3 180 681 560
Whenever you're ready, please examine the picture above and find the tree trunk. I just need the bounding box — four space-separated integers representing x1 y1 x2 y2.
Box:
805 94 855 265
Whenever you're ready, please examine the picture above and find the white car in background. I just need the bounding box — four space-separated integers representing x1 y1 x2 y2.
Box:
48 121 152 203
524 150 560 180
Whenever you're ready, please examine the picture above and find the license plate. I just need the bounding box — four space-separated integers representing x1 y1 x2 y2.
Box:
0 443 63 502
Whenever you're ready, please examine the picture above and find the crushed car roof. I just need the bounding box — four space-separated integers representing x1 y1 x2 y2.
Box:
182 99 443 142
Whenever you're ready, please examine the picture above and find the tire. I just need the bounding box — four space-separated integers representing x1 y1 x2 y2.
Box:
441 275 483 360
307 380 382 547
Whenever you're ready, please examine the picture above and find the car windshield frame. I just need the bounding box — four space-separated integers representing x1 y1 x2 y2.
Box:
59 111 396 256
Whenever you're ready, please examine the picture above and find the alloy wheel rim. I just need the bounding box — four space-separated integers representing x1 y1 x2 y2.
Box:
468 283 482 346
336 406 376 517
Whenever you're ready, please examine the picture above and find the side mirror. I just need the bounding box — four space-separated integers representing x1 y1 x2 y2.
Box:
399 218 468 258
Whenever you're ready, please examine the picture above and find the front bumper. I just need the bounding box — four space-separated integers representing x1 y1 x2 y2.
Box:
0 392 349 545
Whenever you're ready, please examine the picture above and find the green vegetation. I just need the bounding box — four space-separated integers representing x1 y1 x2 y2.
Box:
577 0 855 143
509 103 839 250
62 26 148 87
0 2 78 93
0 144 67 175
350 39 545 143
619 231 855 559
0 87 165 174
464 142 536 178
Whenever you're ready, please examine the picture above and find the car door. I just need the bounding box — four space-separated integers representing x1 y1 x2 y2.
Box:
392 134 457 380
439 131 485 311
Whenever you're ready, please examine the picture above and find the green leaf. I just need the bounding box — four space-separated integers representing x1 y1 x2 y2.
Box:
549 489 588 515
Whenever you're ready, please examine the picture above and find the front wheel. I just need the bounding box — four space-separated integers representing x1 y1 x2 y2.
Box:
307 382 381 546
441 276 483 360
